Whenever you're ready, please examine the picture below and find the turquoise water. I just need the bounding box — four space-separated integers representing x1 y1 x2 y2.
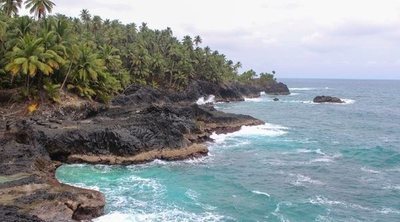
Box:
56 79 400 222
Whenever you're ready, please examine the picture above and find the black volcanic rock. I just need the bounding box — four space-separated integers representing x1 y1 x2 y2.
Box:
0 206 45 222
263 82 290 95
0 78 289 221
32 104 263 163
113 80 290 106
0 124 105 222
113 85 170 106
313 96 344 103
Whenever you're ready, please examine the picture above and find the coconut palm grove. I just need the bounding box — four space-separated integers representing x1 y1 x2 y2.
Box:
0 0 275 103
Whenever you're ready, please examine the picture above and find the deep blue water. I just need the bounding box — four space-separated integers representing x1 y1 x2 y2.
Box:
56 79 400 222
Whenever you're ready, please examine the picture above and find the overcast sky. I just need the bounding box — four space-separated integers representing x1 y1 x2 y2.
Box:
22 0 400 79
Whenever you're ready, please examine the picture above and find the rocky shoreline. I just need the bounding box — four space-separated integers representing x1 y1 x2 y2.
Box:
0 80 289 221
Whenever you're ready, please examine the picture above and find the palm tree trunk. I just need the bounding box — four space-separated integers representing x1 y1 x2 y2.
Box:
26 75 30 96
60 63 73 91
169 63 175 87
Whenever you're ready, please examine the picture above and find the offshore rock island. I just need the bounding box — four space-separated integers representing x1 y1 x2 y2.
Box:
0 80 289 221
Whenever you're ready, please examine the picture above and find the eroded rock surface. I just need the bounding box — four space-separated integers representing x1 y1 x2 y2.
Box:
0 124 105 222
0 80 287 221
33 104 263 164
113 80 290 106
313 96 344 103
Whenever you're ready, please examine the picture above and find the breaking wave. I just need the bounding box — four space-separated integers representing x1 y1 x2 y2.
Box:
196 95 215 105
210 123 289 144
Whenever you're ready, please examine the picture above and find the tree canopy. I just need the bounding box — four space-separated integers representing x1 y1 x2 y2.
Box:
0 5 277 103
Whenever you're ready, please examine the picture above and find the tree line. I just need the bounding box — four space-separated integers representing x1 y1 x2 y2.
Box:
0 0 276 103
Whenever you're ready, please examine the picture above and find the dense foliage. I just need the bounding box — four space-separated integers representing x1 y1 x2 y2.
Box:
0 1 276 103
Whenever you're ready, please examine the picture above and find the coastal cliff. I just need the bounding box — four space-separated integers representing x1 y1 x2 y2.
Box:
0 80 289 221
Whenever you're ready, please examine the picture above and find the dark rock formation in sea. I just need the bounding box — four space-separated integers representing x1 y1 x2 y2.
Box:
273 98 279 101
0 80 288 221
313 96 344 103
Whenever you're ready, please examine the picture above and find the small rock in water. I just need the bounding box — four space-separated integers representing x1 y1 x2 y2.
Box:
313 96 344 103
273 98 279 101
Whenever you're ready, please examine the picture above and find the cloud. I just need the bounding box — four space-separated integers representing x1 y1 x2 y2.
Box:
329 21 398 37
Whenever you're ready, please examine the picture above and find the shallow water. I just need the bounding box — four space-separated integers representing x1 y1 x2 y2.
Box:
57 79 400 222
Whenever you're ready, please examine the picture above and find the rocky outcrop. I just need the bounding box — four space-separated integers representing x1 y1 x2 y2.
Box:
113 80 290 106
313 96 344 103
262 82 290 95
0 102 263 221
67 144 208 164
0 125 105 222
0 79 284 221
0 205 44 222
33 104 263 164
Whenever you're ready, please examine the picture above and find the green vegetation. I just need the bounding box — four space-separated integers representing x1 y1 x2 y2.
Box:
0 2 276 103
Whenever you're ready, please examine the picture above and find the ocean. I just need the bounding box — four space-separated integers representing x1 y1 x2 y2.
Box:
56 79 400 222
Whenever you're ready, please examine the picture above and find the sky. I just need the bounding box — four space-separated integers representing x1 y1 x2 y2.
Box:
21 0 400 79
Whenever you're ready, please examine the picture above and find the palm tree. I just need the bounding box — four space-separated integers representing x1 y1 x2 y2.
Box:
194 35 202 47
125 22 137 44
204 46 211 55
103 19 110 27
5 35 65 91
0 17 7 42
150 52 165 84
99 45 122 72
0 0 22 17
54 18 70 43
80 9 91 31
182 35 193 50
14 16 32 37
66 44 113 99
73 44 106 82
80 9 91 22
5 36 49 77
25 0 55 20
92 15 102 34
140 22 148 32
129 45 151 83
80 9 92 31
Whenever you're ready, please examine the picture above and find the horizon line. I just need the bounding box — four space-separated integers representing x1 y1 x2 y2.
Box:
278 77 400 81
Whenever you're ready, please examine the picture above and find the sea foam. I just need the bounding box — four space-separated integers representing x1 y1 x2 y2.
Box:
309 153 341 163
292 174 325 186
59 181 100 191
244 97 263 102
309 195 371 211
210 123 289 144
289 87 316 91
341 99 355 104
196 95 215 105
94 209 226 222
299 98 355 105
252 190 271 197
361 167 381 174
310 196 400 215
296 148 326 155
